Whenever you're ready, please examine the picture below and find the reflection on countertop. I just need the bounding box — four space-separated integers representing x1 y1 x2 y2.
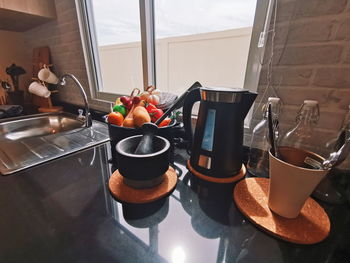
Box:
0 144 349 263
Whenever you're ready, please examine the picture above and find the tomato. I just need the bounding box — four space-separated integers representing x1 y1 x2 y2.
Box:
146 103 157 113
120 96 131 105
108 112 124 126
125 100 133 110
133 96 141 105
149 108 163 122
113 104 127 116
158 117 171 127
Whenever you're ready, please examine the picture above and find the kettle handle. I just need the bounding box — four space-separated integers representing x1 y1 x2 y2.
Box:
183 85 202 147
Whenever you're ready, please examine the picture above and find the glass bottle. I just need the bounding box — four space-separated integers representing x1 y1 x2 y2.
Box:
313 104 350 205
247 97 281 177
327 104 350 151
280 100 319 152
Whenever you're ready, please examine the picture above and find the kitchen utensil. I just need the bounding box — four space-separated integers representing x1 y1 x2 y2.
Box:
304 131 350 170
134 82 202 155
323 137 350 170
116 135 170 188
6 63 26 91
334 129 347 151
247 97 281 178
1 81 11 90
0 88 7 105
107 118 178 168
156 82 201 125
267 103 278 157
134 122 158 154
268 147 328 218
183 86 257 179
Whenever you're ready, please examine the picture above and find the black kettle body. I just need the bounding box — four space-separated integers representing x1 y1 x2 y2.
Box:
183 87 257 178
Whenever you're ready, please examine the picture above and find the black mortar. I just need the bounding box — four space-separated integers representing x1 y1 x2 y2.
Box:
116 135 170 183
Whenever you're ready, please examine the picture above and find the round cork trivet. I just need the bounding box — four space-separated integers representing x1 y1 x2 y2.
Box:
187 160 246 183
233 178 330 245
109 166 177 204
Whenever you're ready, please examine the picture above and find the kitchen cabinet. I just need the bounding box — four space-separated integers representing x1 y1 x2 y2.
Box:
0 0 56 31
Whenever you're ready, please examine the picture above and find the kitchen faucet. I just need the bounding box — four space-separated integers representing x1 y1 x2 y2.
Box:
58 74 92 127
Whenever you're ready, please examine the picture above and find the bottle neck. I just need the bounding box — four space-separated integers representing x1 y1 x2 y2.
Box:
296 107 317 127
263 103 280 120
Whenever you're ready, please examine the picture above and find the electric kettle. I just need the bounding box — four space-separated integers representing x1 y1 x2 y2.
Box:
183 86 257 180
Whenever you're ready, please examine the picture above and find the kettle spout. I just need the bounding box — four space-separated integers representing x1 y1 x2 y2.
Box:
241 92 257 118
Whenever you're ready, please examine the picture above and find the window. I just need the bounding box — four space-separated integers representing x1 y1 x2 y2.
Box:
154 0 257 94
92 0 143 96
76 0 273 101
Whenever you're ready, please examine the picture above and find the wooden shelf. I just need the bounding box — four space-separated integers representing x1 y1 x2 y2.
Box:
0 0 56 32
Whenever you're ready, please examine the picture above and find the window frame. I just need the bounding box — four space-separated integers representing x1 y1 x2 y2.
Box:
75 0 273 105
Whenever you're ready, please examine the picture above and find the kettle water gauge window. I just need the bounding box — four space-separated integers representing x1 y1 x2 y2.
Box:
76 0 272 105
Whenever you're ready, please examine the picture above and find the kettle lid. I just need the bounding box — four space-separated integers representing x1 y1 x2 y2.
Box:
200 87 253 103
201 86 249 93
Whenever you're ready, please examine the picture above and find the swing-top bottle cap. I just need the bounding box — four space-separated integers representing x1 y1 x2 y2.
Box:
303 100 318 107
268 97 280 105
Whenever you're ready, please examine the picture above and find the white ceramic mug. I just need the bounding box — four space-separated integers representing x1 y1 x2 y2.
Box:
268 147 328 218
29 81 51 98
38 66 59 84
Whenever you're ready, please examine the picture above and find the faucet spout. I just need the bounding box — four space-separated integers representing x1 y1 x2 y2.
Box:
58 74 92 127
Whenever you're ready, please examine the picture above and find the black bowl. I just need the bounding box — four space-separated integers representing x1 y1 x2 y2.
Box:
116 135 170 181
108 119 178 167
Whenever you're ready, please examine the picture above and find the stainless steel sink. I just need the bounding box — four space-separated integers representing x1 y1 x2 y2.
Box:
0 112 84 141
0 112 109 175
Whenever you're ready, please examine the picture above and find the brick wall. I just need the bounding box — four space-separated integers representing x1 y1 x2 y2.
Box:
253 0 350 168
23 0 109 111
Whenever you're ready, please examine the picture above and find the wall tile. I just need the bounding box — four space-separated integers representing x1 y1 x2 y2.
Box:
279 45 343 65
314 67 350 88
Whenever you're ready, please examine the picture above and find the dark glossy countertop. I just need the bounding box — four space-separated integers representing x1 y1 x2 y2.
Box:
0 143 349 263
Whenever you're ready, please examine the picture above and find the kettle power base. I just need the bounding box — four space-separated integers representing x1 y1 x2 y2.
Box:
187 161 246 183
233 178 330 245
109 166 177 204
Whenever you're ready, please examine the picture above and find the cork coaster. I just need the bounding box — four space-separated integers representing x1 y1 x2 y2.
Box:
233 178 330 245
109 166 177 204
187 160 246 183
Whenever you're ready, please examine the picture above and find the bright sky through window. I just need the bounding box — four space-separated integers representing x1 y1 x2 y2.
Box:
92 0 257 46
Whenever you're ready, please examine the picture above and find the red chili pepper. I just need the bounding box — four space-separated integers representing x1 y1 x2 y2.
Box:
158 117 171 127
